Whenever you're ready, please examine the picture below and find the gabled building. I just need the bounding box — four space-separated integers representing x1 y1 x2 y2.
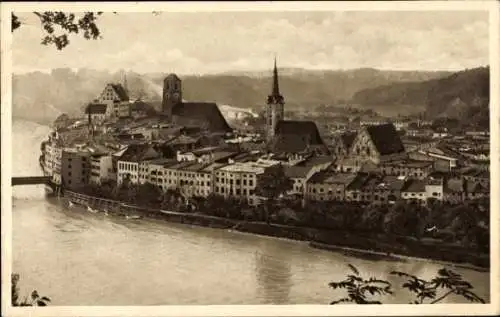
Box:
348 123 407 166
306 171 356 202
97 83 130 118
331 131 357 158
284 156 334 197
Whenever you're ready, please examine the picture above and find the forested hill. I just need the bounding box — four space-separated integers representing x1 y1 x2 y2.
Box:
351 66 490 127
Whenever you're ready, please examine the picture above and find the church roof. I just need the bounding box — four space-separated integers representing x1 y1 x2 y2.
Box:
365 123 405 156
172 102 232 133
275 120 323 144
272 120 326 154
110 84 129 101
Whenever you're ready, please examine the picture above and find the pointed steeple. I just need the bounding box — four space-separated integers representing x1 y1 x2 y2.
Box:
272 56 280 97
268 56 284 105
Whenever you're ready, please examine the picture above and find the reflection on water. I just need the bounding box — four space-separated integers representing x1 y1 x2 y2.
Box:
255 243 292 304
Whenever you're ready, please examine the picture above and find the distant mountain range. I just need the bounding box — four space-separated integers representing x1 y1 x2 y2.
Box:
12 66 488 128
352 66 489 127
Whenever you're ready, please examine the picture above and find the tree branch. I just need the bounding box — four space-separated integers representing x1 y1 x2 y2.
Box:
430 289 455 304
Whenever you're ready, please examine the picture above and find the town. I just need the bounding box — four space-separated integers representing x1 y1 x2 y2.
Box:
40 59 490 213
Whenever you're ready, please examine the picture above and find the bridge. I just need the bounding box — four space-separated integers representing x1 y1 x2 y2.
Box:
12 176 52 186
11 176 58 193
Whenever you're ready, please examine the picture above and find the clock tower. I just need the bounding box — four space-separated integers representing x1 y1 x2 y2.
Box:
162 74 182 121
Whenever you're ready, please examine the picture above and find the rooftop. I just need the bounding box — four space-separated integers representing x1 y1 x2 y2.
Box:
365 123 405 156
219 160 279 174
382 159 433 168
401 179 426 192
309 171 356 185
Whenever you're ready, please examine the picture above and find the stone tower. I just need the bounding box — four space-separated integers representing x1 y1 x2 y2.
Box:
265 57 285 143
162 74 183 121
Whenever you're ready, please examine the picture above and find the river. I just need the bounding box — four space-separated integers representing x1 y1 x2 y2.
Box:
11 120 490 305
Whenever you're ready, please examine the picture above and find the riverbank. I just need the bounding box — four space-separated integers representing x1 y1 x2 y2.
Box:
61 190 489 271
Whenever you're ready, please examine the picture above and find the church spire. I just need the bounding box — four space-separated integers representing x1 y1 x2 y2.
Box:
272 56 280 97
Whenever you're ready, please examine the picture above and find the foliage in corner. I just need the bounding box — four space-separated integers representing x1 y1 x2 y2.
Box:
330 265 485 305
12 12 103 50
390 268 485 304
11 273 51 307
329 264 393 304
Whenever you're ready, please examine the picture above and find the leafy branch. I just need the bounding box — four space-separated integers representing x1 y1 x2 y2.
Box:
12 11 164 50
390 268 485 304
330 265 485 305
329 264 393 304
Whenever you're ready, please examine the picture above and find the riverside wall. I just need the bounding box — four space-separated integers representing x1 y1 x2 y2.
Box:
63 190 489 270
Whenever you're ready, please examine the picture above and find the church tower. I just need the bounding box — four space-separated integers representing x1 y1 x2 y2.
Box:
162 74 183 121
265 57 285 143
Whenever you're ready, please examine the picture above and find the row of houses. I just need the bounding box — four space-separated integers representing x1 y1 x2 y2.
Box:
305 170 488 205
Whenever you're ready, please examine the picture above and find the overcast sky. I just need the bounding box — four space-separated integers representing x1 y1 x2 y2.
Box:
12 11 489 74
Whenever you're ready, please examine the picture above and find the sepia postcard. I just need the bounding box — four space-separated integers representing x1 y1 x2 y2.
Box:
1 1 499 316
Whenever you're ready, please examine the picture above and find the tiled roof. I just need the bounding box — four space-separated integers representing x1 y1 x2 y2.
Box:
119 144 157 162
272 120 326 153
309 171 356 185
275 120 323 144
284 166 311 178
167 134 199 146
85 103 107 114
172 102 232 133
110 84 129 101
380 176 406 191
210 151 240 162
365 123 405 156
401 179 426 192
346 173 370 191
382 159 433 168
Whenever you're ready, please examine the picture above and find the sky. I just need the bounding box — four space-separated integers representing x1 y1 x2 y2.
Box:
12 10 490 74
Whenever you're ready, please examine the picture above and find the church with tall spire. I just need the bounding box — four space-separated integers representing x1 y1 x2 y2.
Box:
265 57 329 156
265 57 285 142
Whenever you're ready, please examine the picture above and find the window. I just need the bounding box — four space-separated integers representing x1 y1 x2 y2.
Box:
249 180 253 186
236 179 240 185
243 179 247 186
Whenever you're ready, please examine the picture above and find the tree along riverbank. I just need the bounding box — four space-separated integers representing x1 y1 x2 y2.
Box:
61 190 489 270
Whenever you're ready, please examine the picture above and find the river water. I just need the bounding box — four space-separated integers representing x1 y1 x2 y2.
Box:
11 120 490 305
